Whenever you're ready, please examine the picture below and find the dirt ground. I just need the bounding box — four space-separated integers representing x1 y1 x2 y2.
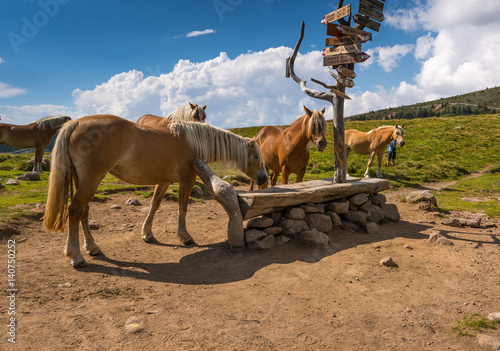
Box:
1 179 499 351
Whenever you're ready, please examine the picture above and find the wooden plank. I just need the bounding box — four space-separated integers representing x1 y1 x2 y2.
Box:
330 87 351 100
323 43 362 55
359 0 384 12
338 76 355 88
326 35 365 46
327 24 372 41
353 14 381 32
323 52 370 66
336 66 356 79
238 177 390 219
321 4 351 24
359 2 385 22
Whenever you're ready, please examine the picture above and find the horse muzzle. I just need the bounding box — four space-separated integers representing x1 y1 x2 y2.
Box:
256 172 268 186
316 140 327 151
398 140 405 147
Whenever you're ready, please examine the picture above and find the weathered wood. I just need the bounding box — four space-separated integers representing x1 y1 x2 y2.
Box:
238 177 390 220
336 66 356 78
360 0 385 12
323 43 362 55
354 14 381 32
326 36 365 47
359 2 385 23
321 4 351 24
323 52 370 66
327 24 372 41
193 159 244 250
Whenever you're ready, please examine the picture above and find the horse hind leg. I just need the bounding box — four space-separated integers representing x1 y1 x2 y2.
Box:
141 183 170 243
364 152 377 178
376 153 384 178
81 204 102 256
34 146 45 173
177 176 196 246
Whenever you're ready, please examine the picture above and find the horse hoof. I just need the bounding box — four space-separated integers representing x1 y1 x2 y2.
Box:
143 235 158 243
183 238 196 246
71 254 87 268
87 246 102 256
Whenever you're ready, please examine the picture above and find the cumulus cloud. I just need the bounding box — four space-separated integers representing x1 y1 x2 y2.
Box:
361 44 414 72
0 57 4 64
0 82 27 99
0 104 78 124
73 47 334 128
186 29 216 37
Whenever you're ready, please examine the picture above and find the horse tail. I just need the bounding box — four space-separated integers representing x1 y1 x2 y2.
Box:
44 120 78 232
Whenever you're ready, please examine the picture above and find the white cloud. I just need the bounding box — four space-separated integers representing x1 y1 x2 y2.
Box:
368 44 415 72
0 57 4 64
0 82 27 99
0 104 78 124
73 47 334 128
186 29 216 37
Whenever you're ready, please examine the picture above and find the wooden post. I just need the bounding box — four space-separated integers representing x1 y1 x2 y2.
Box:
193 159 245 250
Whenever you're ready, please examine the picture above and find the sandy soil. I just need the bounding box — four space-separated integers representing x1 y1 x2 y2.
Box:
1 180 499 351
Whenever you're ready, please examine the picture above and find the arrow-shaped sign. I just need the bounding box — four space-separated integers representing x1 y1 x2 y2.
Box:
322 43 362 55
337 76 355 88
321 4 351 24
326 35 366 46
360 0 385 12
327 24 372 41
353 14 381 32
359 2 385 23
336 66 356 79
323 52 370 66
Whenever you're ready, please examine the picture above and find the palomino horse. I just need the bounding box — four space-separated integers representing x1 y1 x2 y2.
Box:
345 124 405 178
250 106 327 190
136 102 207 126
0 115 72 172
43 115 267 267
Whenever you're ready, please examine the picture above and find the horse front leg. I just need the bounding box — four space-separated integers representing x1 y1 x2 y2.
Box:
376 153 384 178
34 146 44 173
296 167 306 183
177 176 196 246
81 204 102 256
281 166 291 184
270 171 279 187
141 183 170 243
364 152 376 178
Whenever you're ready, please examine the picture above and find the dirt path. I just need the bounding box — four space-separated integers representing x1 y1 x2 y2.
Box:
1 181 499 350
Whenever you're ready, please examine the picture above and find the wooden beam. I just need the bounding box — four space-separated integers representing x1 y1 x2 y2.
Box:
238 177 390 220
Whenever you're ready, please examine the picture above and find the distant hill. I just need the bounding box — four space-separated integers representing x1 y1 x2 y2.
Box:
0 134 58 153
346 86 500 121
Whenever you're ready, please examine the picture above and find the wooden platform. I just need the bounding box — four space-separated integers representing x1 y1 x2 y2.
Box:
237 177 390 220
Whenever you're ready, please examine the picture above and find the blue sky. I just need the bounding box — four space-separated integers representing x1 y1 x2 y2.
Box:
1 0 499 128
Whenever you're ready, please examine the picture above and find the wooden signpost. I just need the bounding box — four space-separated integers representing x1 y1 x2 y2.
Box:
286 0 386 183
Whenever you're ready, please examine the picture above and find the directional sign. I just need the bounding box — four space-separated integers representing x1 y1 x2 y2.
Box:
321 4 351 24
359 2 385 22
323 52 370 66
327 23 372 41
338 77 355 88
354 14 381 32
336 66 356 79
326 35 365 46
360 0 384 12
322 43 362 55
330 87 352 100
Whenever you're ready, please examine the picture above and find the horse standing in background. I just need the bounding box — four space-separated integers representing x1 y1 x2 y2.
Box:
43 115 267 267
345 124 405 178
136 102 207 126
0 115 72 172
250 106 328 190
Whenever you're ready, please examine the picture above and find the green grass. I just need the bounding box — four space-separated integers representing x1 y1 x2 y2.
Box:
452 313 499 336
1 114 499 221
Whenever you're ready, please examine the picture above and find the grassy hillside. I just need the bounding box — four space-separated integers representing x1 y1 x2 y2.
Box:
348 86 500 121
1 114 499 220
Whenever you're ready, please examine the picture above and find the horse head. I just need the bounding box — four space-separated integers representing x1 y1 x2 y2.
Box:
303 106 328 151
188 102 207 123
393 124 405 147
246 137 268 186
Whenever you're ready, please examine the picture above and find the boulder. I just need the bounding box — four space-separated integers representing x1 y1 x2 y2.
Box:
279 219 309 236
341 220 360 232
406 190 438 207
458 217 482 228
349 193 369 206
368 205 385 223
300 204 321 214
275 235 291 246
5 179 20 185
265 212 283 226
345 210 368 224
125 199 141 206
263 226 282 236
365 222 381 235
245 229 267 244
326 211 342 226
325 200 350 214
247 216 274 229
248 234 276 250
299 229 329 247
441 218 461 227
17 172 40 181
427 232 454 246
383 204 400 222
370 193 387 207
380 256 398 267
305 214 333 233
284 207 306 220
358 201 372 213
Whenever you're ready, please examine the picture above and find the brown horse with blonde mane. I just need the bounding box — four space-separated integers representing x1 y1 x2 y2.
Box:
250 106 327 190
136 102 207 126
345 124 405 178
0 115 71 172
43 115 267 267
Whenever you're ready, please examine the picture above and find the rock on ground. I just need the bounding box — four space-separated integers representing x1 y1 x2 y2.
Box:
380 257 398 267
245 229 267 244
406 190 438 207
299 229 329 247
279 219 309 236
247 216 274 229
383 204 401 222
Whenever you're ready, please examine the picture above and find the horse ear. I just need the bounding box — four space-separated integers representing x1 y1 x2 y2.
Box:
395 124 399 128
320 107 326 114
401 123 405 128
303 106 312 116
203 105 207 110
189 102 196 110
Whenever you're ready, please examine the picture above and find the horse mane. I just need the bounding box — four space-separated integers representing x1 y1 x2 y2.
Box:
35 115 71 131
301 109 327 137
164 103 205 122
169 121 252 171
